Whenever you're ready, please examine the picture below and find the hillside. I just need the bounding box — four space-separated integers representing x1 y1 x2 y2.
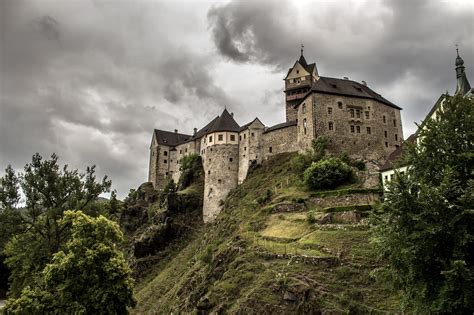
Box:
131 153 403 314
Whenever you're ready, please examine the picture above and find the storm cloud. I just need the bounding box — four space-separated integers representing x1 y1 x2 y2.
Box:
1 0 473 198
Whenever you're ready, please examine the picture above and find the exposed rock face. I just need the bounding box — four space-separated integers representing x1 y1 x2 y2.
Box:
272 203 307 213
120 182 159 233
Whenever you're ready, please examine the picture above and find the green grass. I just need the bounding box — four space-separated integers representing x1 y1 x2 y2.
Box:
131 152 403 314
310 187 382 198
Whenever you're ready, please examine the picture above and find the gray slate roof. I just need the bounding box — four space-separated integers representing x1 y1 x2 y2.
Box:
379 134 416 171
206 109 240 134
263 121 297 134
153 129 192 146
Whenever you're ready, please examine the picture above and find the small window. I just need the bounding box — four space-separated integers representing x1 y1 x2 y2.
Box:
244 147 247 151
230 134 235 141
170 160 173 163
179 150 182 154
229 158 233 162
368 106 371 110
296 70 299 74
164 159 167 163
302 103 306 114
393 119 397 127
251 132 254 137
350 109 354 118
384 130 388 138
338 102 343 109
209 136 213 142
383 115 386 123
351 125 355 133
208 170 210 175
365 111 369 119
328 122 334 131
400 171 405 175
367 127 371 134
218 134 223 141
164 151 168 156
328 107 332 114
395 134 398 141
385 175 388 180
390 174 394 180
385 142 388 148
152 151 154 156
185 148 187 153
218 179 222 184
244 134 246 139
356 110 361 118
269 147 273 153
209 158 211 162
356 126 360 133
303 118 307 135
239 135 242 141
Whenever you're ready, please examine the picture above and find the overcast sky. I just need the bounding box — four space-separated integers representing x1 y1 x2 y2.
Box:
1 0 473 199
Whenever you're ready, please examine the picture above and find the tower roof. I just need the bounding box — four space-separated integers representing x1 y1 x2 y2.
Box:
206 108 240 134
455 47 472 96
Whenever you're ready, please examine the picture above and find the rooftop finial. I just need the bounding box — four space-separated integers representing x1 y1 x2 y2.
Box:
301 44 304 56
456 43 459 57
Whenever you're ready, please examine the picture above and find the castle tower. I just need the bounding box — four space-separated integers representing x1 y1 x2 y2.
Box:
201 109 240 223
455 47 472 96
284 45 319 122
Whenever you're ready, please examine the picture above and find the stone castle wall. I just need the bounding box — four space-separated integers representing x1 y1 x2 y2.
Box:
262 125 299 159
202 144 239 223
238 126 264 184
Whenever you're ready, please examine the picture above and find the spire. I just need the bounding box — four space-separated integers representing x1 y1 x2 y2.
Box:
455 45 471 96
298 44 308 67
301 44 304 56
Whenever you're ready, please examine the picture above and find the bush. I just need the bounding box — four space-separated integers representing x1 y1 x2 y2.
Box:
163 178 177 194
304 158 353 190
306 211 317 224
178 154 203 189
351 160 366 171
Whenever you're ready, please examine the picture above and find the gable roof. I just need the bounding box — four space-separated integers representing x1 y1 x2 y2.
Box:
239 117 265 131
206 109 240 134
379 134 416 171
153 129 192 146
311 76 401 110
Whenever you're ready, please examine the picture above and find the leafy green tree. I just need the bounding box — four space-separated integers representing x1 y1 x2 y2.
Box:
304 157 353 190
1 153 111 297
4 210 136 314
372 94 474 312
178 153 203 189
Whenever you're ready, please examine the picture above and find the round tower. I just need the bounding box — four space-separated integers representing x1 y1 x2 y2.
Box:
201 109 240 223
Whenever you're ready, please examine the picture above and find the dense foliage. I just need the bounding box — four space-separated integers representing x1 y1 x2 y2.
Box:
0 153 135 313
4 211 135 314
372 94 474 312
304 157 353 190
178 154 203 189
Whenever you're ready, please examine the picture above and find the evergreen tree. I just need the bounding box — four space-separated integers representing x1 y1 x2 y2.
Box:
372 94 474 312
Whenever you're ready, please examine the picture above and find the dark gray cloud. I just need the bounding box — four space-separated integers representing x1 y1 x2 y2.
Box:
1 0 473 198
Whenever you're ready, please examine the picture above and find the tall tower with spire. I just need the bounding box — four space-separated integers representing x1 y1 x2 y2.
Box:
283 45 319 122
455 47 472 96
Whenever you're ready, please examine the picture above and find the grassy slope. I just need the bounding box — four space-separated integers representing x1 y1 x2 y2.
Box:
133 153 402 314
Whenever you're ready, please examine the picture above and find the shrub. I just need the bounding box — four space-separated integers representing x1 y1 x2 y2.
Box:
178 154 203 190
351 160 366 171
163 178 177 193
311 136 328 161
304 157 353 190
306 211 317 224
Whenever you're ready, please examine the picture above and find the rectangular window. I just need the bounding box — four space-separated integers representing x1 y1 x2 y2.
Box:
218 134 223 141
393 119 397 127
164 159 167 163
395 134 398 141
383 115 386 123
351 125 355 133
230 134 235 141
269 147 273 153
179 150 182 154
251 132 254 137
164 151 168 156
244 147 247 151
303 118 307 135
365 111 369 119
302 103 306 114
350 109 354 118
229 158 233 162
328 107 332 114
384 130 388 138
338 102 343 109
209 136 213 142
244 134 246 139
385 142 388 148
356 126 360 133
385 175 388 180
356 110 361 118
366 127 371 134
328 122 333 130
185 148 187 153
239 135 242 141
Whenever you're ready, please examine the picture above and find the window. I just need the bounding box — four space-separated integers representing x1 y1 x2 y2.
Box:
296 70 299 74
229 158 233 162
244 147 247 151
366 127 371 134
152 151 154 156
383 115 386 123
365 111 369 119
350 109 354 118
328 122 333 130
209 158 211 162
164 159 167 163
368 106 371 110
179 150 182 154
356 126 360 133
395 134 398 141
218 179 222 184
351 125 355 133
303 118 307 135
230 134 235 141
302 103 306 113
164 151 168 156
269 147 273 153
251 132 254 137
239 135 242 141
356 110 361 118
185 148 187 153
385 142 388 148
209 136 213 142
390 174 394 180
244 134 246 139
384 130 388 138
338 102 343 109
328 107 332 114
170 160 173 163
208 170 210 175
218 134 223 141
385 175 388 181
393 119 397 127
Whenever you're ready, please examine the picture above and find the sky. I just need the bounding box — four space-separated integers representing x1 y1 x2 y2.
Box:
1 0 473 199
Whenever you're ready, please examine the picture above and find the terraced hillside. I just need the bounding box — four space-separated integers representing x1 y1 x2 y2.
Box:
132 153 403 314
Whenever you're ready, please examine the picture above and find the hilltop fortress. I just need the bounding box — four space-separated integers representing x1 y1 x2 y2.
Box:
149 51 404 222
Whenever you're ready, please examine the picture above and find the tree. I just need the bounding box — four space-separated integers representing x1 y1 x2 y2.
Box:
4 211 136 314
372 94 474 312
0 153 111 297
303 157 353 190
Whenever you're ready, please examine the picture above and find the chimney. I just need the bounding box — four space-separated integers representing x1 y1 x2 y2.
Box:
361 80 367 86
174 129 178 134
343 76 349 80
193 128 197 135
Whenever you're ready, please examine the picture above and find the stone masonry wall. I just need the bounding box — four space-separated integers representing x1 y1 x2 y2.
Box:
202 144 239 223
238 126 264 184
262 125 298 159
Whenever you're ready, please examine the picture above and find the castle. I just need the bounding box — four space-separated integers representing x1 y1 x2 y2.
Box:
149 50 404 222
